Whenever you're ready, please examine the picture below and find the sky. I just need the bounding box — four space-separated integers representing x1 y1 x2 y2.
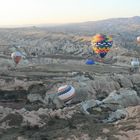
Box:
0 0 140 27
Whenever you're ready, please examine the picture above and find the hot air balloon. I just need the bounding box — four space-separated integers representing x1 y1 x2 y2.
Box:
11 51 22 66
57 85 75 103
85 59 95 65
137 36 140 43
91 34 113 59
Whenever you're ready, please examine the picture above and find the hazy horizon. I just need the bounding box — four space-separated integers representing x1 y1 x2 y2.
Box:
0 16 139 28
0 0 140 27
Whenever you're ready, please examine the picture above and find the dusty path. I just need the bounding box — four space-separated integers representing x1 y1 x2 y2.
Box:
11 63 130 74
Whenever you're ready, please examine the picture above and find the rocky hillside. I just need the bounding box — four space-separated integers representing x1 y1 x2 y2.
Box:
0 17 140 140
44 16 140 50
0 16 140 61
0 65 140 140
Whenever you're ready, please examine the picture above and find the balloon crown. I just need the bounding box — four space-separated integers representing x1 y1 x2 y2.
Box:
92 34 113 43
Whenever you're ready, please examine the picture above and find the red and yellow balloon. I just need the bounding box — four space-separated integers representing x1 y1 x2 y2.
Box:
11 51 22 66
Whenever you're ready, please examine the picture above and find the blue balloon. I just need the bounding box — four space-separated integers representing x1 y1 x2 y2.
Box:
86 59 95 65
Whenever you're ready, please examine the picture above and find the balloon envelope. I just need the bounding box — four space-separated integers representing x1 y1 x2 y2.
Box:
11 51 22 64
91 34 113 58
137 36 140 43
86 59 95 65
57 85 75 103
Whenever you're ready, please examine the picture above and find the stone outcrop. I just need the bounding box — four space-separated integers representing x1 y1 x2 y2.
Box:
102 88 140 110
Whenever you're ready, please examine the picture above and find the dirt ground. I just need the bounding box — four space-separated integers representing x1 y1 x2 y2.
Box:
0 64 139 140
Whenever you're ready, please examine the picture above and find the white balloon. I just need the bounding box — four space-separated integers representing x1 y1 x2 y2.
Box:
131 58 139 67
11 51 22 58
137 36 140 43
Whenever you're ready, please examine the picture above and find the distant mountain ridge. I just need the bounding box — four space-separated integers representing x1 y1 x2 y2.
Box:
0 16 140 52
43 16 140 34
42 16 140 50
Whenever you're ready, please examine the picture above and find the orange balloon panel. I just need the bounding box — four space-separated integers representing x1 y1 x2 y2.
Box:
92 34 105 43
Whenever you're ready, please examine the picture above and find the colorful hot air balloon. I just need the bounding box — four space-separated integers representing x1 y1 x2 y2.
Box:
57 85 75 103
91 34 113 58
11 51 22 66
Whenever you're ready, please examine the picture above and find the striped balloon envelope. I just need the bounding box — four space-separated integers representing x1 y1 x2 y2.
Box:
57 85 75 103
